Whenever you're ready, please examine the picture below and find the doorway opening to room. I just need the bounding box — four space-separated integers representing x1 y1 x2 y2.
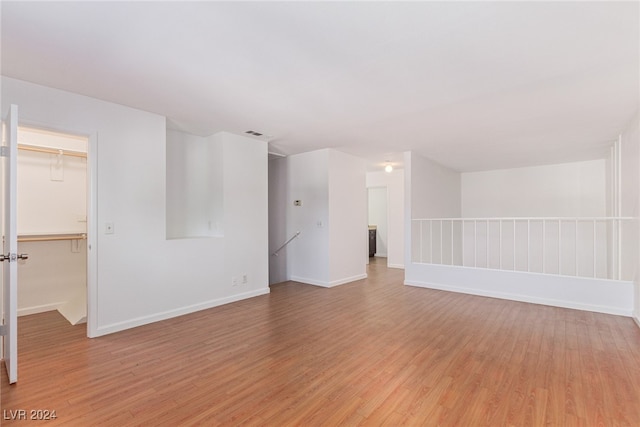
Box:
16 126 89 329
367 186 388 264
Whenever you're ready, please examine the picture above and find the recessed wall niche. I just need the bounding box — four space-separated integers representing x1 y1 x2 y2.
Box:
166 129 224 239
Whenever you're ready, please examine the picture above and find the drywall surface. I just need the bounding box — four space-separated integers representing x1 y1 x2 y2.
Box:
328 149 367 285
461 160 606 217
287 150 331 285
2 77 269 336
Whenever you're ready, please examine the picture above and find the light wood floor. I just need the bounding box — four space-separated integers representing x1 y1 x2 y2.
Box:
2 258 640 426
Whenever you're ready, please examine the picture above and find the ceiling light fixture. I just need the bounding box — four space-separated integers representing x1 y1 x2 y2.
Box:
384 162 393 173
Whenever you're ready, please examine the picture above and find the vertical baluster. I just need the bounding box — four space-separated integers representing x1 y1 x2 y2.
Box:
513 220 516 271
451 220 454 265
440 220 444 264
430 220 433 264
542 220 546 274
462 220 465 267
559 220 562 276
593 219 597 278
527 219 530 272
575 219 578 277
499 219 502 270
486 220 489 268
474 220 477 268
419 220 423 263
617 218 622 280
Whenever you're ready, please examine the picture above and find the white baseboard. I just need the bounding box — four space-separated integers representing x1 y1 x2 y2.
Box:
290 276 329 287
291 273 367 288
374 254 387 258
18 302 63 317
388 263 405 269
405 279 633 317
634 313 640 330
94 288 270 337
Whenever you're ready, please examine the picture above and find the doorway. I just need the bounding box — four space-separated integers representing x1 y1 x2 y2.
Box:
16 126 88 326
367 186 388 262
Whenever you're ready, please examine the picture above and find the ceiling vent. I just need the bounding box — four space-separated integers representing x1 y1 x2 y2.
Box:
245 130 263 136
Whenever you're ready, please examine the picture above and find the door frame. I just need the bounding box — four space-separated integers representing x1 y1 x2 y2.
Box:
367 185 390 265
14 118 98 338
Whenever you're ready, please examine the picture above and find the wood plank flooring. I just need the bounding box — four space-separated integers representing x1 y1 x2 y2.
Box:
2 258 640 425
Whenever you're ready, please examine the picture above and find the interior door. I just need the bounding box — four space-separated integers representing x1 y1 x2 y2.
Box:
2 104 18 384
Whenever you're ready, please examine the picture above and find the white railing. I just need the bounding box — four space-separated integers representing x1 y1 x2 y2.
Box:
411 217 636 281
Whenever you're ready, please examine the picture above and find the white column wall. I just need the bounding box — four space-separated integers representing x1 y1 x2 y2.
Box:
328 150 367 286
619 113 640 326
287 150 331 286
620 119 639 300
281 149 367 288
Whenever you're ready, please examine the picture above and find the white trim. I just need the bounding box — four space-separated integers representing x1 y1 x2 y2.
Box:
291 273 367 288
411 261 630 283
412 216 635 221
290 276 330 287
93 288 270 337
17 302 63 317
387 263 405 269
86 132 98 338
374 253 388 258
404 278 633 317
634 313 640 330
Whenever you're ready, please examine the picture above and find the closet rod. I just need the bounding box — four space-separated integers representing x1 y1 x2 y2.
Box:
18 234 87 242
18 143 87 159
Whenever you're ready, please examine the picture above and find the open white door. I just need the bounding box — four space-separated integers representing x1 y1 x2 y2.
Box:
2 104 19 384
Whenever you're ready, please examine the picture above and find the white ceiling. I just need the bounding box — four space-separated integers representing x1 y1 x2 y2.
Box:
1 1 638 172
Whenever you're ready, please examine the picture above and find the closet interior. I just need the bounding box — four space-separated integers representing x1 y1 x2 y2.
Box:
16 126 88 325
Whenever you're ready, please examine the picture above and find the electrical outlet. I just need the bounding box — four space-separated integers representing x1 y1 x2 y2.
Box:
242 274 248 284
232 277 238 287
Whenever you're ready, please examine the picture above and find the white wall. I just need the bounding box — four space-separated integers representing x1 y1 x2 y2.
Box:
328 149 367 285
619 113 640 326
405 263 634 316
287 150 330 285
366 169 405 268
620 119 639 301
368 187 387 256
462 160 606 217
2 77 269 337
410 153 461 219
